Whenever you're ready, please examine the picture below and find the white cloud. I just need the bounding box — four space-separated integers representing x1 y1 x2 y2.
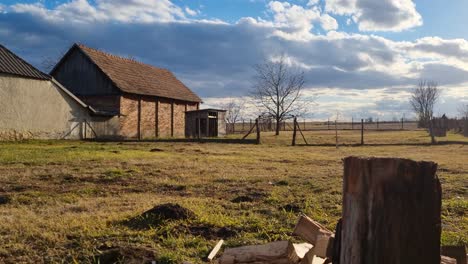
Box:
185 6 199 16
1 0 466 118
11 0 190 23
325 0 422 32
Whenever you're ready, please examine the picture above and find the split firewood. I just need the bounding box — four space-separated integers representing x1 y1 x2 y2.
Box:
293 243 313 259
207 240 224 261
441 255 457 264
293 214 333 245
219 241 300 264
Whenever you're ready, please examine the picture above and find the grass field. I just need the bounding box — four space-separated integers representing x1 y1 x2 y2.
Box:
0 130 466 263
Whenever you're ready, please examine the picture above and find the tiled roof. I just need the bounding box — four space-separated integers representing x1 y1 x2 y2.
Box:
0 44 50 80
76 44 202 103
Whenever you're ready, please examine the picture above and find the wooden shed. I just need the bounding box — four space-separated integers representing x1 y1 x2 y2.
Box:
51 43 202 139
185 109 226 138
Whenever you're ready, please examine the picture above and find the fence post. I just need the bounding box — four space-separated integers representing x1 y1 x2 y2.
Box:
328 118 330 130
242 120 245 132
377 118 379 130
304 119 306 131
361 119 364 145
401 118 404 130
351 117 354 130
284 121 286 131
292 117 297 146
340 157 441 264
256 118 261 144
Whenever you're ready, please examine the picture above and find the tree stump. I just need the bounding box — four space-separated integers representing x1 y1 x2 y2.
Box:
340 157 441 264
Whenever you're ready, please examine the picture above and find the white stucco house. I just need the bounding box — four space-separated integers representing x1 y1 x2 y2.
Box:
0 44 94 140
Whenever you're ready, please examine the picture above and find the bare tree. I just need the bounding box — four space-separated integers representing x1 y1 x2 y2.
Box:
251 55 307 135
458 103 468 119
221 99 244 133
410 80 440 143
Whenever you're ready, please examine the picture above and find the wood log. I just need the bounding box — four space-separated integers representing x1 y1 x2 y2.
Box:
441 246 467 264
441 255 457 264
293 243 313 259
219 241 300 264
293 214 333 245
340 157 441 264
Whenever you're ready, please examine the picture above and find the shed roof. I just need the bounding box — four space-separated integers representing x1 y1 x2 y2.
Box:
54 44 202 103
0 44 50 80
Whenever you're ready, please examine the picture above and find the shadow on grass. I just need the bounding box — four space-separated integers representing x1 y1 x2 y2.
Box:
90 138 258 144
295 141 468 147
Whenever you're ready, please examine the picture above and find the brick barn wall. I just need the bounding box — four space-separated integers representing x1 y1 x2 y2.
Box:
119 94 139 138
140 98 156 139
119 94 199 138
173 102 186 137
157 98 172 137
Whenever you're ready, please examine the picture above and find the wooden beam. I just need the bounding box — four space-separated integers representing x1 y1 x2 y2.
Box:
207 240 224 261
155 98 159 138
340 157 441 264
137 97 141 140
171 99 174 137
219 241 300 264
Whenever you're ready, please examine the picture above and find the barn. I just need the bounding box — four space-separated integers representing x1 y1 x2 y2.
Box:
0 44 94 140
51 44 202 139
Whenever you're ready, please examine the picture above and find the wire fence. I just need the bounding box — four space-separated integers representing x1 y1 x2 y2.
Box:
227 119 420 134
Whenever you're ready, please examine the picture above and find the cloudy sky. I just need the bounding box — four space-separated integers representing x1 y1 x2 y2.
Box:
1 0 467 120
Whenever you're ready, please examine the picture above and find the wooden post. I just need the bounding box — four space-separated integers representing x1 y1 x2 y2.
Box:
352 117 354 130
328 118 330 130
360 119 364 145
377 118 379 130
171 100 174 137
137 98 142 140
83 121 87 140
464 119 468 137
242 120 245 132
256 118 261 144
304 119 306 131
250 119 252 130
401 117 404 130
155 99 159 138
292 117 297 146
284 121 286 131
340 157 441 264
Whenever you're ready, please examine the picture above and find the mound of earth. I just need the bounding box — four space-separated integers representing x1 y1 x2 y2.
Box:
125 203 196 229
231 195 254 203
142 203 195 221
96 246 157 264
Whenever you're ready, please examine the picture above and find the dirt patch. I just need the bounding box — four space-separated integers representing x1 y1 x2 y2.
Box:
172 224 238 240
96 246 157 264
0 195 10 205
149 148 164 152
231 195 254 203
125 203 196 229
231 191 266 203
279 203 301 213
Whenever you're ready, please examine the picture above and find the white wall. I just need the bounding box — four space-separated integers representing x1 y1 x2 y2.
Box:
0 74 90 140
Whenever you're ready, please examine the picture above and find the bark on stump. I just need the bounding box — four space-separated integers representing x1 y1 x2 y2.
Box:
340 157 441 264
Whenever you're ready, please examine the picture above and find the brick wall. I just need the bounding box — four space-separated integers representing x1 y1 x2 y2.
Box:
120 94 139 138
141 98 156 138
119 94 198 139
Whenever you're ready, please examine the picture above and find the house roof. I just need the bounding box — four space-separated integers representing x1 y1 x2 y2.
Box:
0 44 50 80
59 44 202 103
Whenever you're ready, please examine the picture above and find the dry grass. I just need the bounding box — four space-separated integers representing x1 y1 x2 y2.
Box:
0 130 466 263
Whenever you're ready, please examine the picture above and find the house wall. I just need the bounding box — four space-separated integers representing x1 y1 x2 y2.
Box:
0 74 90 140
119 94 198 139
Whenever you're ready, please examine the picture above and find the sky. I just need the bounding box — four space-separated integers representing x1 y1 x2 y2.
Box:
0 0 467 120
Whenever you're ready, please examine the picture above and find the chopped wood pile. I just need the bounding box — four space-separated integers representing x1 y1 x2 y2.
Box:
215 214 332 264
203 157 464 264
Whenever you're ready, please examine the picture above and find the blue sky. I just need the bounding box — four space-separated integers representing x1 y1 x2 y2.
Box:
0 0 467 119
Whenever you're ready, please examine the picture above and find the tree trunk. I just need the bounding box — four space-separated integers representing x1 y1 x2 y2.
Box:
340 157 441 264
275 116 280 135
429 117 436 144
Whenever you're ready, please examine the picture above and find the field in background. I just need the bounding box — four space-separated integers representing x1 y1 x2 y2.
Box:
0 130 466 263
